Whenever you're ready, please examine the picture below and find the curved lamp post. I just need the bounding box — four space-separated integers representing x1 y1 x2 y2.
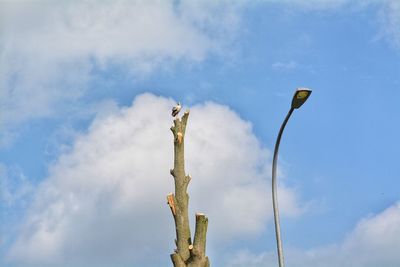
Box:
272 88 312 267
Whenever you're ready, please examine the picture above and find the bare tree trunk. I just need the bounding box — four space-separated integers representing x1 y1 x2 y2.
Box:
167 110 210 267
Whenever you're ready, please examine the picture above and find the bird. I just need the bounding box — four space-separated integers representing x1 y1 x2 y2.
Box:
171 102 181 117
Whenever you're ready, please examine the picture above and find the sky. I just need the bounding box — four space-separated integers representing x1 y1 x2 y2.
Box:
1 1 400 267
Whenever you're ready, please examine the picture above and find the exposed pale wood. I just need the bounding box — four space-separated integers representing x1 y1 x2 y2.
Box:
177 132 183 144
167 193 176 215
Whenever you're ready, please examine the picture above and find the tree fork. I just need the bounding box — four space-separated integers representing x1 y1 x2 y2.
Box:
168 110 210 267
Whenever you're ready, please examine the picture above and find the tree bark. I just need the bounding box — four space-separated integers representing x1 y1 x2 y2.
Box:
168 110 210 267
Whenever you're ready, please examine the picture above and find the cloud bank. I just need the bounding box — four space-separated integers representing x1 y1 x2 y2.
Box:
7 94 303 267
229 202 400 267
0 0 243 146
379 0 400 49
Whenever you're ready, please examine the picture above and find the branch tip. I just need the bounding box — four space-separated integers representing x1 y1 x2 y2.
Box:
196 213 205 218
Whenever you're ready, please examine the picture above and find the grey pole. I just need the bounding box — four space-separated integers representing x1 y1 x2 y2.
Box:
271 88 311 267
272 107 294 267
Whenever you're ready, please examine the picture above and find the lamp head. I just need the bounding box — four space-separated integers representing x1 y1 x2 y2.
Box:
291 88 312 109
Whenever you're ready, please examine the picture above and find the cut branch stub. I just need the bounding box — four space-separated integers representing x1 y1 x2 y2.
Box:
193 213 208 257
167 193 176 216
177 132 183 144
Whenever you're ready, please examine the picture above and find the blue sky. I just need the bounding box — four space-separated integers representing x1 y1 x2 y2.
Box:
1 1 400 267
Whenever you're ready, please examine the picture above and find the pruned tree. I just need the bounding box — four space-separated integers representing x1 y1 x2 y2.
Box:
167 109 210 267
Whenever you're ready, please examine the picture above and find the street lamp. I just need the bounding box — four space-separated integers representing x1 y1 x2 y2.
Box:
272 88 312 267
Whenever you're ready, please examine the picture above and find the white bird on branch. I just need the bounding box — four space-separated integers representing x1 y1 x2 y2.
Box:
171 102 181 117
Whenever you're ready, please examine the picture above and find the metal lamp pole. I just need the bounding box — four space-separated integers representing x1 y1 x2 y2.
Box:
272 88 312 267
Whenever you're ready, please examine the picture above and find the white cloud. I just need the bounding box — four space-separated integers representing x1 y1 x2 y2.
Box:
0 0 243 146
276 0 348 10
0 163 33 206
339 202 400 266
228 202 400 267
0 163 34 252
272 0 400 50
6 94 303 267
272 61 298 70
378 0 400 49
252 0 400 51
